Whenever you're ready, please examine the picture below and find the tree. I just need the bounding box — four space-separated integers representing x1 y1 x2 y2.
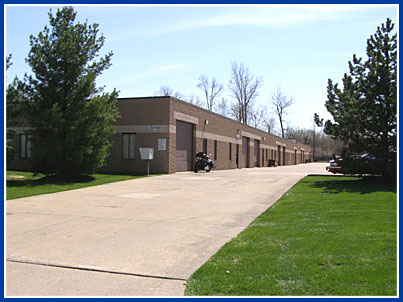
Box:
263 115 277 135
197 75 223 111
6 54 24 163
315 18 397 177
249 105 267 130
214 98 230 117
22 7 120 179
272 87 294 138
187 94 204 107
156 85 184 99
286 126 343 161
228 62 263 125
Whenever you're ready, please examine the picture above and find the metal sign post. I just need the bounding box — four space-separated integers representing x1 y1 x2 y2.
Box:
139 148 154 176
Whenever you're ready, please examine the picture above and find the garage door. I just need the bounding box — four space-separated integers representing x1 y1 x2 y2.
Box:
176 121 193 172
242 137 249 168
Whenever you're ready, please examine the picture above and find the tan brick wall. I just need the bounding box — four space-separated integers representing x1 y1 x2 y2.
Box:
169 97 312 171
99 132 170 174
100 97 172 174
7 96 312 174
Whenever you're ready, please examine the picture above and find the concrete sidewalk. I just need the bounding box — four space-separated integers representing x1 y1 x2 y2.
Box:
6 163 328 296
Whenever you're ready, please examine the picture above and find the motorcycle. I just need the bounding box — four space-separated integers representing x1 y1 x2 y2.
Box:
194 152 215 173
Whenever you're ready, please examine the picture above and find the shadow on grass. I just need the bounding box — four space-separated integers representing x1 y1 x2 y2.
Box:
307 175 397 195
7 174 96 188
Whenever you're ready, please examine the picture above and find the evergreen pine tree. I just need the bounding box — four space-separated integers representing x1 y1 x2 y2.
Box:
315 18 397 177
23 7 120 178
6 54 23 163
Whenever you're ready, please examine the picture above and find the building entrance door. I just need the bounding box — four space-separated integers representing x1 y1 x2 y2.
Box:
176 121 193 172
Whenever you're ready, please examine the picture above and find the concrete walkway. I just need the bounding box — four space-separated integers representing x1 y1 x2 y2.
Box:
6 163 328 296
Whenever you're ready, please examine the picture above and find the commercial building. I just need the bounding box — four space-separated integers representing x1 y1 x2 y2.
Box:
8 96 312 174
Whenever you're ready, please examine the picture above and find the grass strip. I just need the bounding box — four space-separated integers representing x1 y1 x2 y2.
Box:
185 175 397 296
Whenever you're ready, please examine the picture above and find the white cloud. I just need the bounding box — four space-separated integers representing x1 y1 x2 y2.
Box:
111 4 395 40
113 63 186 85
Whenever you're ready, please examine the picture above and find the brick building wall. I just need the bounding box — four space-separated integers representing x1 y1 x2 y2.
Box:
168 97 311 173
7 96 312 174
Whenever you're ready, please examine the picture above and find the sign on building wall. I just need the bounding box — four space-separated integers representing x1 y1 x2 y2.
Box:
158 138 166 151
149 125 162 131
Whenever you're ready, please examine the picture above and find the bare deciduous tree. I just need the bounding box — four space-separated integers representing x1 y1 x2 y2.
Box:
228 62 263 125
250 105 267 129
197 75 223 111
215 98 230 117
156 85 184 99
187 94 204 107
263 113 277 134
272 87 294 138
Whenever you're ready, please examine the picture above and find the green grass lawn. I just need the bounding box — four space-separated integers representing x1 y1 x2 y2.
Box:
185 175 397 296
6 171 153 200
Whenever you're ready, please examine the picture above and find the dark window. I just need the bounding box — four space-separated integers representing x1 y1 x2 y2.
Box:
236 144 239 168
203 138 208 154
19 134 31 158
229 142 232 160
122 133 136 159
214 140 217 160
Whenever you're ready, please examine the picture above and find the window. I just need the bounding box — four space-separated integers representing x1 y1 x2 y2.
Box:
229 142 232 160
214 140 217 160
122 133 136 159
19 134 31 158
203 138 208 154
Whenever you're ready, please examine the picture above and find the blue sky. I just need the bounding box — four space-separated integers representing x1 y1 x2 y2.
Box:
5 4 398 132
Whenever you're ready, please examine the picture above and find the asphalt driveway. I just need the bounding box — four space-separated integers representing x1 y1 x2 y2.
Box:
6 163 328 296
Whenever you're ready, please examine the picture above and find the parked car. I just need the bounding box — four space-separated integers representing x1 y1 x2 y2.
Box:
326 156 343 174
326 153 377 175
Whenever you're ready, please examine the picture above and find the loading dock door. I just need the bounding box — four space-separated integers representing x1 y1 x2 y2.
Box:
176 121 193 172
242 137 249 168
254 140 259 167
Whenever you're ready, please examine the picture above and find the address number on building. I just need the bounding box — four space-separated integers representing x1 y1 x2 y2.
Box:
149 125 162 131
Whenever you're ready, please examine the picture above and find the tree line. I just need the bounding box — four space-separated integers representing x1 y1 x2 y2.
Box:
155 61 295 139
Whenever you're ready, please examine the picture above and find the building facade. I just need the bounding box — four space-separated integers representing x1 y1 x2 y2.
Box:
7 96 312 174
